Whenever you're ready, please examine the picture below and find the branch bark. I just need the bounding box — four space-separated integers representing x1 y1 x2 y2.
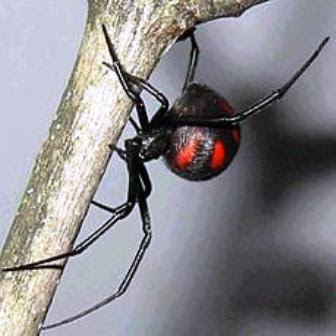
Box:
0 1 270 335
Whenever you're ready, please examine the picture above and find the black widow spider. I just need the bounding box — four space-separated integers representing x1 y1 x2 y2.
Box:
2 25 329 330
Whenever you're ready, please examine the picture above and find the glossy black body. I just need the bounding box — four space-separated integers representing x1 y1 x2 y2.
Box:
164 83 240 180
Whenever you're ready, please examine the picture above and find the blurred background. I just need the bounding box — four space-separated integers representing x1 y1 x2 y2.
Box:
0 1 336 335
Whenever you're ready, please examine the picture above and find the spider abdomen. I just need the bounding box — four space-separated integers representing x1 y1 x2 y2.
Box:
164 83 240 181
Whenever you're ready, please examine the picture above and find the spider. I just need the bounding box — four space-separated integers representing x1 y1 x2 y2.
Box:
2 25 329 330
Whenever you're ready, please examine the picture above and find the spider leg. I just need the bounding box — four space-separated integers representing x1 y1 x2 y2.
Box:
174 36 330 128
129 117 140 132
90 144 128 212
2 139 142 272
228 36 330 123
2 206 127 272
103 61 170 127
126 73 170 125
91 161 151 214
41 158 152 331
139 161 152 199
90 200 118 214
108 144 127 160
181 30 199 92
102 24 150 130
103 62 169 109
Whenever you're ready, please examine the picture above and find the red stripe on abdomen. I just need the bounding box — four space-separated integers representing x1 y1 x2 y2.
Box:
210 140 227 170
175 138 200 170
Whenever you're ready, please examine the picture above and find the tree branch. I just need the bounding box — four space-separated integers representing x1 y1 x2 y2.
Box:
0 0 270 335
